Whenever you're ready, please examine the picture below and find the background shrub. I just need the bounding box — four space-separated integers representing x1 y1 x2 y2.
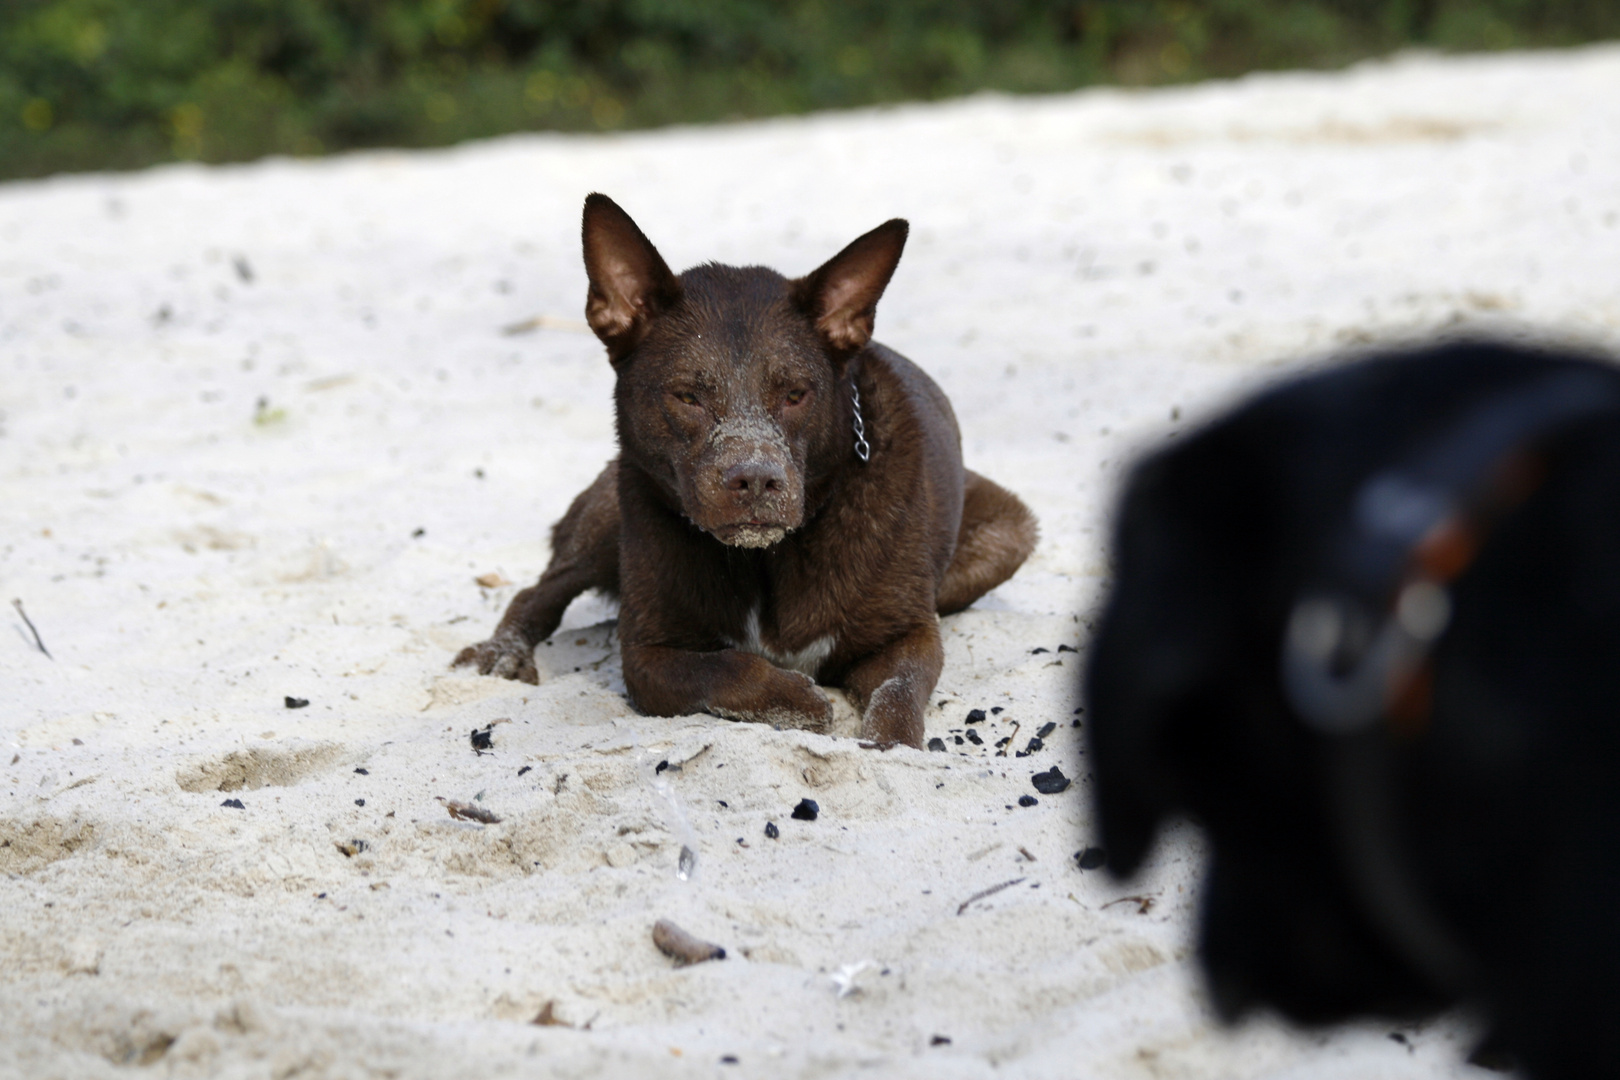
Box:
1 0 1616 181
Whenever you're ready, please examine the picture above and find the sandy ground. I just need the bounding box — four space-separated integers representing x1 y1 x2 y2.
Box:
4 43 1620 1079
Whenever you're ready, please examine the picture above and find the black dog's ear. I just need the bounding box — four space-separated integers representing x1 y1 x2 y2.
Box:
1085 620 1171 878
582 193 681 362
1085 454 1221 877
793 219 908 355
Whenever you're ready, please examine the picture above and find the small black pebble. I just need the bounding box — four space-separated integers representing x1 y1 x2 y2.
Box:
1076 846 1108 870
764 822 779 839
1018 795 1038 807
655 759 670 773
470 727 493 751
965 708 986 724
927 737 946 752
411 527 425 538
930 1035 952 1046
721 1056 739 1065
517 765 531 777
1072 719 1081 728
221 798 245 809
353 767 369 775
1073 706 1083 714
1024 737 1044 754
1058 644 1077 653
354 798 365 806
1388 1033 1410 1047
1036 722 1056 739
1015 751 1028 758
991 706 1004 715
1031 647 1049 654
953 735 964 745
791 798 819 821
285 697 309 709
717 800 729 808
995 737 1011 749
1032 766 1071 794
965 730 983 746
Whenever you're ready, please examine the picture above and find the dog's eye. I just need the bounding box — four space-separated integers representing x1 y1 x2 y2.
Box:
784 389 807 406
675 391 699 406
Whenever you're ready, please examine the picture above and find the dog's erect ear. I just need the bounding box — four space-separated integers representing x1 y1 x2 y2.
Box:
582 193 681 362
793 219 908 354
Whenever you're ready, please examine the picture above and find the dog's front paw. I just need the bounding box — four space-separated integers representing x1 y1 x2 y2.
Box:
709 669 833 734
857 676 924 749
451 631 539 685
778 670 835 733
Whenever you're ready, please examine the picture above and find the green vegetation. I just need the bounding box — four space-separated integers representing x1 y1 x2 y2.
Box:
2 0 1616 181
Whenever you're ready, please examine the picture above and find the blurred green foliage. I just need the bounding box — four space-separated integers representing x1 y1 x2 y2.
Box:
1 0 1616 180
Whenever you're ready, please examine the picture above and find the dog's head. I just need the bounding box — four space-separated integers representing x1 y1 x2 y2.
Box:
579 193 906 548
1082 355 1497 1025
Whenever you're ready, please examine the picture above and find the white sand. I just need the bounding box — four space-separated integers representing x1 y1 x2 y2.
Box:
4 44 1619 1078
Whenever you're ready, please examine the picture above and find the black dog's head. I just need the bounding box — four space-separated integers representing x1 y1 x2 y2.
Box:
579 193 907 548
1085 340 1620 1031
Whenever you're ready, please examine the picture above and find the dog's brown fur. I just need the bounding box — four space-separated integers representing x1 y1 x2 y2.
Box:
455 195 1036 748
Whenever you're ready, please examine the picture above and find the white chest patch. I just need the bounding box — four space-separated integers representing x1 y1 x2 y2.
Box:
727 608 835 677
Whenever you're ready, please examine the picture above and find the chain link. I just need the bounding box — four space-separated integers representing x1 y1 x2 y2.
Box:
851 379 870 462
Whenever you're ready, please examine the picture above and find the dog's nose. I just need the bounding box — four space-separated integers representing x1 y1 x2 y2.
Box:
723 460 785 496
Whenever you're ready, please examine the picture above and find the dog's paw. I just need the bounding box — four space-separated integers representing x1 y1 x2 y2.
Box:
709 670 834 733
856 676 924 749
451 632 539 685
776 670 836 732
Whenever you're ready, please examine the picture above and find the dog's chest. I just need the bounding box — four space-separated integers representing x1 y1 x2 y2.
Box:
725 606 836 676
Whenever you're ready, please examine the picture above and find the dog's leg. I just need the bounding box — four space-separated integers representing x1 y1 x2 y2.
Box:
453 461 621 683
621 644 834 732
936 470 1039 615
842 620 945 749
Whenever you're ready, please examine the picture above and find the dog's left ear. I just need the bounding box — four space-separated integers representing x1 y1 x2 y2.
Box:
793 219 908 355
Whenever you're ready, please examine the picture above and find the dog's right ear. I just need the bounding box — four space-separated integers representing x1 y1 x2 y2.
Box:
582 194 681 362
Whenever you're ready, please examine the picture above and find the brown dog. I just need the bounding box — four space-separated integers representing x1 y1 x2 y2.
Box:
454 194 1036 748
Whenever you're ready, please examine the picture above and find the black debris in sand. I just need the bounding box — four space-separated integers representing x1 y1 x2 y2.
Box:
1031 766 1070 794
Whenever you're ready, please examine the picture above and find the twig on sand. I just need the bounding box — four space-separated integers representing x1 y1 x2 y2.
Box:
1101 894 1157 915
12 598 51 659
957 876 1026 916
501 314 592 336
531 1001 572 1027
436 797 502 824
652 919 726 966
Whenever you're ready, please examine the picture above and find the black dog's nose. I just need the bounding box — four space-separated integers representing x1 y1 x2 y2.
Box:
723 461 785 495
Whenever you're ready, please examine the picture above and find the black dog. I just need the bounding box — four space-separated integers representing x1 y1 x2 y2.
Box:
1086 340 1620 1079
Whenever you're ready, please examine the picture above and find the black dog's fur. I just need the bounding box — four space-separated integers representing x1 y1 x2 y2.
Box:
1086 341 1620 1079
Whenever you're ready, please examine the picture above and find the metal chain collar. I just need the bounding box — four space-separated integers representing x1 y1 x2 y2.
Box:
851 378 870 463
